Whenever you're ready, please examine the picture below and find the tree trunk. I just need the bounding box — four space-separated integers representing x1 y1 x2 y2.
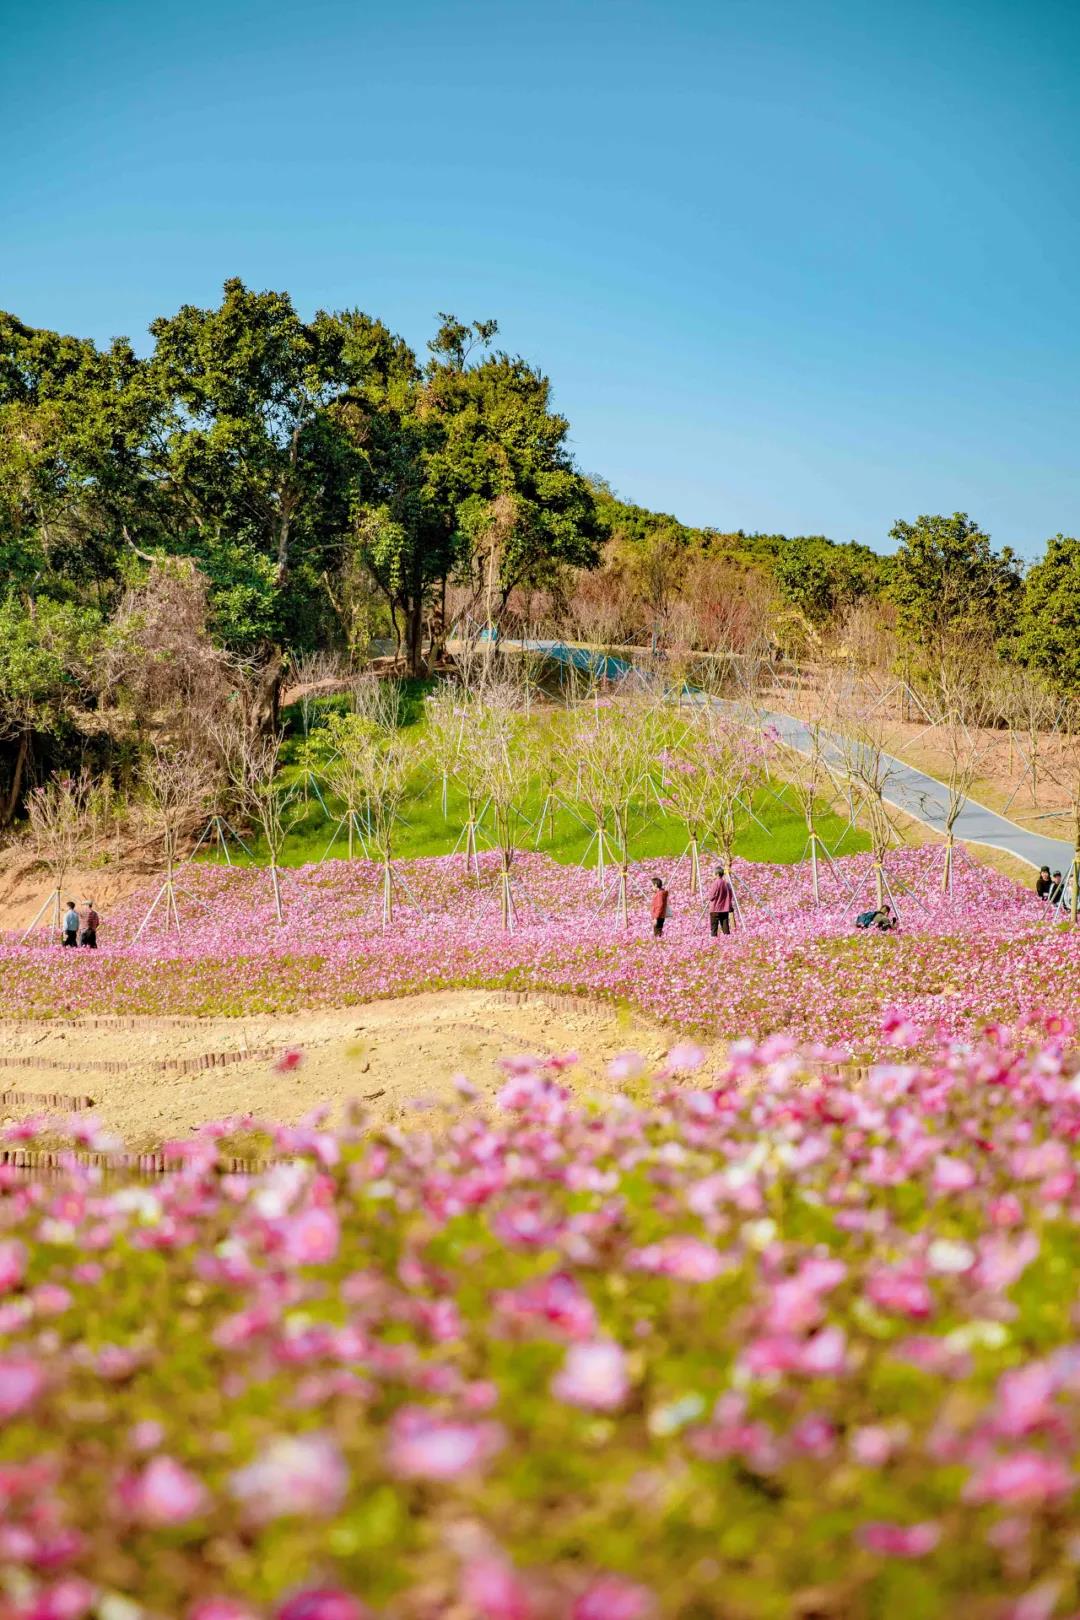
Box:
406 595 425 677
245 650 288 740
0 729 31 825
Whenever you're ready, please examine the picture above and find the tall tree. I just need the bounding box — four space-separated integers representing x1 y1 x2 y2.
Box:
348 316 599 673
888 512 1022 662
1015 535 1080 693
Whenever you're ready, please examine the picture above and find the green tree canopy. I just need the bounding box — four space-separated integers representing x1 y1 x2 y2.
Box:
1015 535 1080 693
887 512 1022 660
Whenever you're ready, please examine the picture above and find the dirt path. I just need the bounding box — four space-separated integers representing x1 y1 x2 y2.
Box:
0 990 685 1149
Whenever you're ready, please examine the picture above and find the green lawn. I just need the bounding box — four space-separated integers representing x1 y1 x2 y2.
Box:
200 693 869 870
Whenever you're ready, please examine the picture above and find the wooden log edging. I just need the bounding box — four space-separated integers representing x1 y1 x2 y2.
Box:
0 1088 95 1112
0 1147 274 1178
0 1048 277 1077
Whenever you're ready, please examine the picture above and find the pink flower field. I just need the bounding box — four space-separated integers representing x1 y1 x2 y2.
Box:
1 1026 1080 1615
1 849 1076 1056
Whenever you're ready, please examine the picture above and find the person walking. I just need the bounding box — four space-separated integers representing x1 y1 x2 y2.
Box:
80 901 99 949
62 901 80 948
707 865 734 937
1036 866 1052 899
651 876 669 937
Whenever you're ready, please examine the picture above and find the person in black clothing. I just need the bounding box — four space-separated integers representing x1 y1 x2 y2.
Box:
1036 866 1052 899
1049 871 1065 905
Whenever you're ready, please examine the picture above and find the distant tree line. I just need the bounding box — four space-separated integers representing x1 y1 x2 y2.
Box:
2 277 1079 824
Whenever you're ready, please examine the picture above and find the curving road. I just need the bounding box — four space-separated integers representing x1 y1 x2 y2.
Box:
516 639 1074 877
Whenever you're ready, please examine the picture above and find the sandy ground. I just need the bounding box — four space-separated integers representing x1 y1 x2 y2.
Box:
0 990 682 1150
0 847 155 934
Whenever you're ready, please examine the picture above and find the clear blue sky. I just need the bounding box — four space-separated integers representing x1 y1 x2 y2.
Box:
3 0 1078 555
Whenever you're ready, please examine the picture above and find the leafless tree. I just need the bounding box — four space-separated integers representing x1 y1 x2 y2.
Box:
218 729 301 923
835 681 904 911
133 745 214 937
20 770 98 941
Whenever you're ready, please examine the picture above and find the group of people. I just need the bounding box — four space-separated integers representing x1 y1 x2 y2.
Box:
650 866 735 938
1036 866 1072 907
61 900 99 948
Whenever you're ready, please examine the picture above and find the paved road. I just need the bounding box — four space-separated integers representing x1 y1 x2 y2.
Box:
517 639 1074 877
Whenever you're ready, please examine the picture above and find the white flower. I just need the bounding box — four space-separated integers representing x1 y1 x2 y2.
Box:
928 1239 975 1274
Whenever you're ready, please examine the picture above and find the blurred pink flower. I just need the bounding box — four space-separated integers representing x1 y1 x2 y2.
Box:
274 1047 305 1073
665 1041 706 1074
387 1406 505 1480
859 1521 941 1557
0 1240 26 1294
462 1557 533 1619
276 1593 369 1620
280 1206 340 1267
120 1455 208 1527
964 1452 1073 1505
933 1156 976 1193
572 1575 653 1620
229 1433 348 1521
0 1357 44 1418
552 1341 630 1411
26 1578 96 1620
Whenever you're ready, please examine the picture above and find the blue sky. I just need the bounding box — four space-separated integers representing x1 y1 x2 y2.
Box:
2 0 1078 555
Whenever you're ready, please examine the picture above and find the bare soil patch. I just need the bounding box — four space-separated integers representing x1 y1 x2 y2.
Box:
0 990 681 1150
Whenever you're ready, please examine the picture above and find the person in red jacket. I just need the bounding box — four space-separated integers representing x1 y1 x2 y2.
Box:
707 865 734 937
651 876 669 937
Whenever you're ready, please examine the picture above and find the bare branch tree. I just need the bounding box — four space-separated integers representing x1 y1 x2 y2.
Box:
134 745 214 938
20 770 97 941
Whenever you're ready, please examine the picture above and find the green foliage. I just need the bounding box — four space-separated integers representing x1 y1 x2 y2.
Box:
0 594 101 734
887 512 1023 658
1015 534 1080 692
774 537 883 626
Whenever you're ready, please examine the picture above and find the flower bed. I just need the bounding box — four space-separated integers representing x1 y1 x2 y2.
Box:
0 851 1075 1056
1 1024 1080 1616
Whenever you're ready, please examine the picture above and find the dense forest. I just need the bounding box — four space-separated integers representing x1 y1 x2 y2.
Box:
2 278 1079 823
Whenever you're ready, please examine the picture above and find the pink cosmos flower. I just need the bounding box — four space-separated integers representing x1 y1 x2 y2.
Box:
26 1578 96 1620
850 1425 900 1467
607 1051 645 1081
964 1452 1073 1505
995 1364 1056 1438
120 1455 208 1527
0 1357 44 1418
630 1236 728 1283
462 1557 533 1619
859 1521 941 1557
572 1575 653 1620
665 1041 706 1074
0 1240 26 1294
387 1406 505 1480
881 1010 923 1047
988 1193 1024 1228
276 1593 369 1620
280 1206 340 1266
866 1268 933 1320
229 1433 349 1521
497 1272 598 1340
798 1326 848 1376
274 1047 305 1073
552 1341 630 1412
932 1155 976 1193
